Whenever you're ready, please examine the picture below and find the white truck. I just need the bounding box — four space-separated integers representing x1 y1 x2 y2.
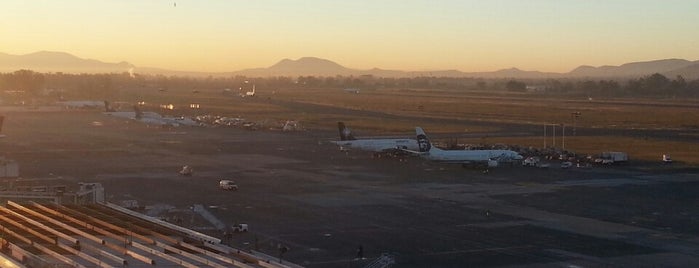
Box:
662 154 673 164
231 223 248 232
522 157 540 167
596 152 628 164
522 157 550 168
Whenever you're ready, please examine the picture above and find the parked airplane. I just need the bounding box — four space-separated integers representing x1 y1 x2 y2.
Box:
0 115 5 138
241 84 256 97
104 104 199 127
57 100 105 109
408 127 523 167
344 88 360 94
330 122 419 152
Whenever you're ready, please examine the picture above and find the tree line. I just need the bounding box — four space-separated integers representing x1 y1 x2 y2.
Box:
1 70 698 100
517 73 699 97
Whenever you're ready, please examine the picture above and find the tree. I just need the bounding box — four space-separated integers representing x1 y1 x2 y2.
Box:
645 73 670 94
505 80 526 92
669 75 687 95
476 81 487 89
9 69 45 96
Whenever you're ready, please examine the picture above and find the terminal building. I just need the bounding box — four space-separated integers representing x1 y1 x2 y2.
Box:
0 182 298 268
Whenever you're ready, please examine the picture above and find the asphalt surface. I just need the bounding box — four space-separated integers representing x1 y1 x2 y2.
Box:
1 108 699 267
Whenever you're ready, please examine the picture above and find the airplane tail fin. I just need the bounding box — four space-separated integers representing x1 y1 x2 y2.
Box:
133 105 143 119
416 127 432 152
338 122 356 141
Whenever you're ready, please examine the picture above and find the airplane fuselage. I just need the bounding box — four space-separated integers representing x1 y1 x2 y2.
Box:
332 139 418 152
105 112 198 127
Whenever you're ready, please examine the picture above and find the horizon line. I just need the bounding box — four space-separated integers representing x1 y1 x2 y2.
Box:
1 50 697 75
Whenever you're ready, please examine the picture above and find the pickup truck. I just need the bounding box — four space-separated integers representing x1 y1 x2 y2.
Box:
231 223 248 232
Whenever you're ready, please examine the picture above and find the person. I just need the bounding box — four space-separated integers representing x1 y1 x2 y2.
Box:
278 244 289 263
356 245 364 259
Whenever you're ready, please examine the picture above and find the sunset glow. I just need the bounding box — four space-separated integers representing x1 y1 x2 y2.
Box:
2 0 698 72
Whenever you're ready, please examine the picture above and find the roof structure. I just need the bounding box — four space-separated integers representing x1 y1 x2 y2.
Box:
0 200 296 267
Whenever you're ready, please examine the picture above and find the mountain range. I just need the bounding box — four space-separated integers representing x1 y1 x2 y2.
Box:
1 51 698 79
0 51 134 74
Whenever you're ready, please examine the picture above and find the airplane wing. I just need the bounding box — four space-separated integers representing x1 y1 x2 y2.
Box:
399 148 428 156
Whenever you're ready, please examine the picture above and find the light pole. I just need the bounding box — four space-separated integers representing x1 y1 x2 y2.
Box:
552 124 556 148
544 123 561 149
571 112 581 136
543 123 547 148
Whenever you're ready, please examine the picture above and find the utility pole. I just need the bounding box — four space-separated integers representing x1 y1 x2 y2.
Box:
562 124 565 150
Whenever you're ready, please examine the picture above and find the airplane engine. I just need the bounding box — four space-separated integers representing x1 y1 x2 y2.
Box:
487 160 499 167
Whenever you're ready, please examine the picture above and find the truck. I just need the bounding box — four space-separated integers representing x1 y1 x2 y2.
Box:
662 154 673 164
231 223 248 232
522 157 540 167
522 156 549 168
596 152 628 164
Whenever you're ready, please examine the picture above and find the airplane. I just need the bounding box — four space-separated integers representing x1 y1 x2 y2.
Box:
408 127 523 168
344 88 360 94
57 100 105 109
330 122 419 153
104 104 199 127
247 85 256 96
0 115 5 138
241 84 256 97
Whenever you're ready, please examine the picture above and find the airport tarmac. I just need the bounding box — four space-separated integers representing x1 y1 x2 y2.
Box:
2 109 699 267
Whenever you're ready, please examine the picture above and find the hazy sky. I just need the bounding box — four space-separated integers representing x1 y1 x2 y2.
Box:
2 0 698 72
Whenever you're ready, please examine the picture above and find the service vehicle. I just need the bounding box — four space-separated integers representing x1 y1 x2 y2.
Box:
219 180 238 190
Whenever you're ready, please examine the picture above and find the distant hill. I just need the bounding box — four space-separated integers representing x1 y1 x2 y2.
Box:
234 58 559 78
0 51 134 73
235 57 355 77
233 58 691 79
568 59 698 78
1 51 697 79
658 63 699 80
465 68 561 79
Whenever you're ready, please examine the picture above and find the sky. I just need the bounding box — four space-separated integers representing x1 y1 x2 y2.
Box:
2 0 699 73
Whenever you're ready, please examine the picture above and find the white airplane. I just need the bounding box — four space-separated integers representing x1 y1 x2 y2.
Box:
104 105 199 127
57 100 105 109
409 127 523 167
241 84 256 97
0 115 5 138
330 122 419 152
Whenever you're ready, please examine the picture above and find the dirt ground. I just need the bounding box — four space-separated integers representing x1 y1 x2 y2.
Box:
1 100 699 267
